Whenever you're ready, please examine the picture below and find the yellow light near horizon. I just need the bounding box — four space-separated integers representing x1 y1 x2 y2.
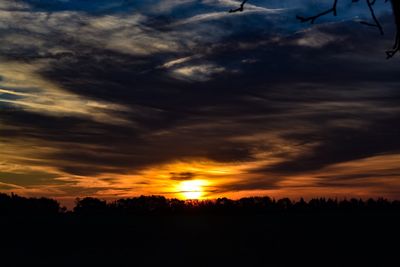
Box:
179 180 204 199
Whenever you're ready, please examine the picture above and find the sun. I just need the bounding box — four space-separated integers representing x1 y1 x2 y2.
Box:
179 180 205 199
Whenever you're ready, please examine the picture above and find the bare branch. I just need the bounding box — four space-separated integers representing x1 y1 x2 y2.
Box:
296 0 398 58
228 0 399 58
359 0 384 35
386 0 400 58
229 0 249 13
296 0 338 24
296 0 384 34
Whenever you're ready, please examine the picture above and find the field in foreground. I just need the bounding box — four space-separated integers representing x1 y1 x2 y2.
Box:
1 194 399 266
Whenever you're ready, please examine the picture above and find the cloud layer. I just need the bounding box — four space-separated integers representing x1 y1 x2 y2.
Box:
1 0 399 203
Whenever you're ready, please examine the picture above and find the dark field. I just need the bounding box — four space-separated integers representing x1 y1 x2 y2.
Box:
1 195 399 266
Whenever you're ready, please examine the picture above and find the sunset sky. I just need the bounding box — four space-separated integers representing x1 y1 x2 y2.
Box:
1 0 400 205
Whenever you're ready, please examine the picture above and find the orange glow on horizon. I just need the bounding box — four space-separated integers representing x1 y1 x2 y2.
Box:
130 159 262 199
178 180 206 199
3 154 400 208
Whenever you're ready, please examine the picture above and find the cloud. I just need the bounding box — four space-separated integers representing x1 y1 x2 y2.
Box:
172 63 226 81
0 0 29 11
294 29 341 48
0 61 131 124
161 56 198 68
169 172 196 181
0 0 399 201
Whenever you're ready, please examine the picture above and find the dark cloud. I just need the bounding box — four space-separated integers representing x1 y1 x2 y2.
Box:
170 172 196 181
317 172 400 182
259 115 400 174
212 178 281 194
0 171 62 186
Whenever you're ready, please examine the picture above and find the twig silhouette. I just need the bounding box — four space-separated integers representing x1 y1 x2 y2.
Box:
386 0 400 58
358 0 384 35
229 0 249 13
229 0 399 58
296 0 338 24
295 0 399 58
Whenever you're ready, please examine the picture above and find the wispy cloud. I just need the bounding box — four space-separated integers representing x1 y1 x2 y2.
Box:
0 61 131 124
172 63 226 81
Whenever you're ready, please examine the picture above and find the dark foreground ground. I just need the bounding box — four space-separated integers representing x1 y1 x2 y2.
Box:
1 211 399 266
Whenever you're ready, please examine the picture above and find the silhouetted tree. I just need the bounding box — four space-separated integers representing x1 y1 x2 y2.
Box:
74 197 107 215
0 193 64 215
1 193 399 216
276 197 293 211
1 193 399 266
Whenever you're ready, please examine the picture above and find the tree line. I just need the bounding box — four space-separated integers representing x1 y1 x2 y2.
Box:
1 193 399 216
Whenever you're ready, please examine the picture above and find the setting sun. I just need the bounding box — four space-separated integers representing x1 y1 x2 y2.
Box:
179 180 205 199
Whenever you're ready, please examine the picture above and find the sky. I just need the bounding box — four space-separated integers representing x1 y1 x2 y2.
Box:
1 0 400 205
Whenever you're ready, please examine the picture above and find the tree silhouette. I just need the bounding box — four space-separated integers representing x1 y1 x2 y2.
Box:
229 0 400 58
0 193 64 215
1 193 399 266
1 193 399 216
74 197 108 215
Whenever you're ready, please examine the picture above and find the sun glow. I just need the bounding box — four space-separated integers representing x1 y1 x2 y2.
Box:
130 159 271 199
179 180 205 199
